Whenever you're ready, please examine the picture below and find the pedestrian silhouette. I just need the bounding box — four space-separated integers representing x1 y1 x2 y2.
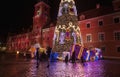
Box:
65 54 69 63
81 56 84 63
71 51 76 63
46 46 52 68
36 48 40 68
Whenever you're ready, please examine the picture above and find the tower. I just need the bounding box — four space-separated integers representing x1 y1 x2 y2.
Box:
32 1 50 44
53 0 83 52
33 1 50 30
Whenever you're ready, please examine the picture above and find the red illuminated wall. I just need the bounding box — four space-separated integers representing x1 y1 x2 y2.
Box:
7 1 51 52
79 12 120 58
7 33 31 52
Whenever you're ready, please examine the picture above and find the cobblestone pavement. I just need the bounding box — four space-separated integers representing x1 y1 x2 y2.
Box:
0 54 120 77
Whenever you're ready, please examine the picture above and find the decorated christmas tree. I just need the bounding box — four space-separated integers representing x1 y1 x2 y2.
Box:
53 0 82 52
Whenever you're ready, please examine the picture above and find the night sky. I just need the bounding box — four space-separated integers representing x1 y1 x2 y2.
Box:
0 0 112 42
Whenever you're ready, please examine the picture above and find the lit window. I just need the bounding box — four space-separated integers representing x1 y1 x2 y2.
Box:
98 32 105 41
98 20 103 26
117 47 120 52
86 34 92 42
86 23 90 28
114 17 119 23
114 31 120 40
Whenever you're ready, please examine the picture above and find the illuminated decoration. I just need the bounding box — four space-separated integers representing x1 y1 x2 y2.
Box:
59 31 65 44
70 44 103 61
50 52 59 62
16 51 19 54
29 44 46 58
29 45 36 58
58 0 77 16
53 0 83 52
53 26 60 42
34 42 41 49
70 44 83 59
65 28 70 41
62 51 70 60
0 46 7 51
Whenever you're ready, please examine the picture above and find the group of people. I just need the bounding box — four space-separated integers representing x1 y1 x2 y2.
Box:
34 44 102 68
64 51 85 64
35 45 52 68
35 46 83 68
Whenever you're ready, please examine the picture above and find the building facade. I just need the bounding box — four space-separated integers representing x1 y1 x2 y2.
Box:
7 1 52 52
79 0 120 58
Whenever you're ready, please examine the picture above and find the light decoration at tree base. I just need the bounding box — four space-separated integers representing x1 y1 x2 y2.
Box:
70 44 103 62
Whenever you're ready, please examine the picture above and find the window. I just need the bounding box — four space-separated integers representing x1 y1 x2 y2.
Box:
47 37 49 40
98 20 103 26
37 26 39 29
114 17 119 23
86 34 92 42
86 23 90 28
114 31 120 40
101 46 106 52
117 47 120 52
98 32 105 41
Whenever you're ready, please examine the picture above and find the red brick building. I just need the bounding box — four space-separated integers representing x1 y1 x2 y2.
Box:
7 1 52 52
79 0 120 58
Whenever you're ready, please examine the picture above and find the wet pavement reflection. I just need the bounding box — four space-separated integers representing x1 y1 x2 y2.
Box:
0 55 120 77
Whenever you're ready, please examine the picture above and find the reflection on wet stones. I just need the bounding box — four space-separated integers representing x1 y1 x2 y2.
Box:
0 58 120 77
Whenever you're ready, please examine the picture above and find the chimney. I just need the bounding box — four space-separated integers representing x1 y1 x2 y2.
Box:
112 0 120 11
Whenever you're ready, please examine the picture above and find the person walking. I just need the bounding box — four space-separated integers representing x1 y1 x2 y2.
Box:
36 48 40 68
65 54 69 64
46 46 52 68
81 56 84 63
71 51 76 63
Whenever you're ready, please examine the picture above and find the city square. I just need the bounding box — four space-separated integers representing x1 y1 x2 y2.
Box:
0 54 120 77
0 0 120 77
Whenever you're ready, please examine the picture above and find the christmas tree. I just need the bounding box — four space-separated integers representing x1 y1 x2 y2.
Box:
53 0 82 52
